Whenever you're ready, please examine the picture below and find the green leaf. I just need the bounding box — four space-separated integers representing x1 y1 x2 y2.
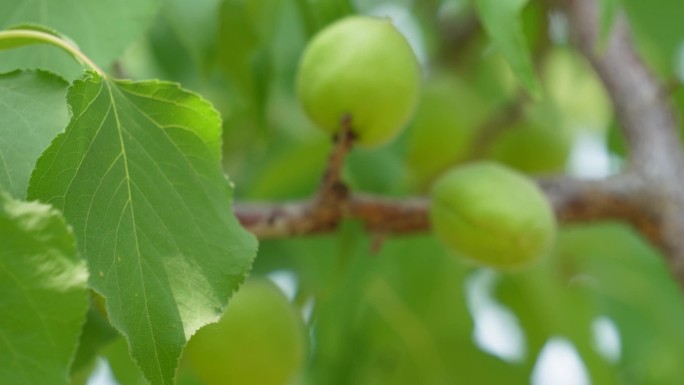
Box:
0 70 68 199
103 337 148 385
620 0 684 76
473 0 541 98
0 0 162 77
217 0 280 124
159 0 221 74
28 72 258 385
0 192 89 385
70 299 120 375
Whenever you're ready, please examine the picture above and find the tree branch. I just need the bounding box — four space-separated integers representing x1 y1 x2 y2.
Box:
234 194 430 239
538 173 660 243
234 175 653 240
564 0 684 179
234 0 684 293
564 0 684 288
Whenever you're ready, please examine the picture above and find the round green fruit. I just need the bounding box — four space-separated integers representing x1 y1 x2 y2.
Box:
429 162 556 269
296 16 421 147
184 279 307 385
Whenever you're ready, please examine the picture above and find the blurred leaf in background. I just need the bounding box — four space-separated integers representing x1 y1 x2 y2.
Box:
0 0 161 78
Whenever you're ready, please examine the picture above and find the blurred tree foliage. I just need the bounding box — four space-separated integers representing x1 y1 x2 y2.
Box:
112 0 684 383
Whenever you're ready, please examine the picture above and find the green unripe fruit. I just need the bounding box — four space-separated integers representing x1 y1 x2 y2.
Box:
184 279 307 385
487 122 571 174
430 162 556 269
406 72 484 188
296 16 421 147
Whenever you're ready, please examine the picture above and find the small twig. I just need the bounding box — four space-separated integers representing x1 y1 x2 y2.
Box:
235 116 357 238
466 92 528 159
437 14 481 63
463 4 550 161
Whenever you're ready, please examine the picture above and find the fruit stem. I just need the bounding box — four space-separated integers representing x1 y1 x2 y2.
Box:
317 114 355 204
0 29 105 75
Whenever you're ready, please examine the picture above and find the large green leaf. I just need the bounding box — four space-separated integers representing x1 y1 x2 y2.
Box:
473 0 541 97
28 72 258 385
0 70 68 199
0 0 162 77
0 192 89 385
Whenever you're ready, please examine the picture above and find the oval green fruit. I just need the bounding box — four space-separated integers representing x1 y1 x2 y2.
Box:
296 16 421 147
430 162 556 269
487 122 571 174
406 72 484 188
184 279 307 385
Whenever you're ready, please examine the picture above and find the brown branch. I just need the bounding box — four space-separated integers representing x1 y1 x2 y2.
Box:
538 173 660 243
234 0 684 293
236 115 357 238
234 194 430 239
234 175 653 240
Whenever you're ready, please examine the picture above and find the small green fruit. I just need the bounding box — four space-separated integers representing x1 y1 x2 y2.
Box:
487 122 571 174
430 162 556 268
296 16 421 147
184 279 307 385
406 72 484 188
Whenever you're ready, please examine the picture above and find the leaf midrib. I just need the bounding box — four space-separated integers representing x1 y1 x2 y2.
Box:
105 79 166 384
